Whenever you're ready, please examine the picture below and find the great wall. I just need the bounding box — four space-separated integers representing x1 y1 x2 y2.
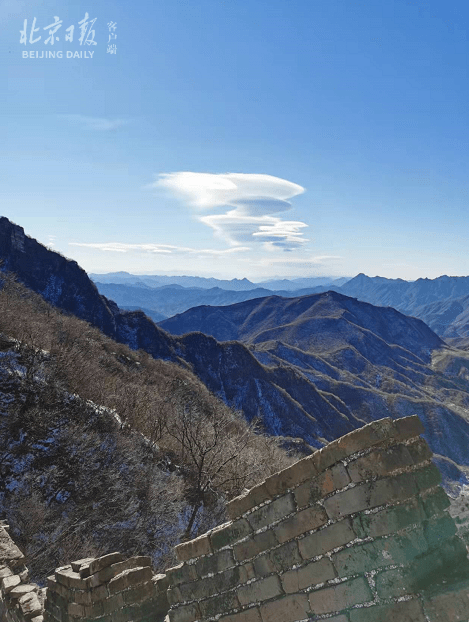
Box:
2 415 469 622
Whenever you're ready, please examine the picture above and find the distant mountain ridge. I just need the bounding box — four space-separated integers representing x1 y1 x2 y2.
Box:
3 216 469 488
90 272 345 292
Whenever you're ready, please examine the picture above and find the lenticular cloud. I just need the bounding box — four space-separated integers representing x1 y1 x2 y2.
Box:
155 172 308 251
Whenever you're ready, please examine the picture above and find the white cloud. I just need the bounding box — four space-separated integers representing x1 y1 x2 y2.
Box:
60 115 129 131
153 172 308 251
69 242 250 256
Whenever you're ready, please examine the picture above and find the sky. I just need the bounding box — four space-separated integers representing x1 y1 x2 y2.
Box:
1 0 469 280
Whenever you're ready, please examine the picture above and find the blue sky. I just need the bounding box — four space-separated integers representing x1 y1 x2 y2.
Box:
1 0 468 279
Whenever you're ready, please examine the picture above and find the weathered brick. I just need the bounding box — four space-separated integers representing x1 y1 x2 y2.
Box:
87 556 152 588
195 548 235 578
355 497 424 538
423 513 456 549
347 443 414 483
100 593 125 615
407 437 433 464
394 414 425 441
168 602 201 622
87 552 124 576
55 566 88 590
308 576 372 614
165 563 197 586
282 557 336 593
175 532 212 561
253 541 301 576
264 456 319 497
108 566 153 594
238 575 283 607
349 598 426 622
259 592 310 622
420 486 450 518
413 463 442 492
199 591 240 618
68 601 86 618
219 607 262 622
0 566 13 579
9 583 38 599
294 464 350 508
227 482 271 520
247 493 295 531
298 519 356 560
274 505 327 543
211 519 252 551
2 574 21 592
375 566 409 599
423 581 469 622
168 585 183 606
233 529 278 562
71 556 95 573
323 472 416 520
122 580 155 605
178 566 248 602
19 591 42 618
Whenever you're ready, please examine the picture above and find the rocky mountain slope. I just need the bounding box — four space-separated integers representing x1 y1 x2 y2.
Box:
3 217 469 490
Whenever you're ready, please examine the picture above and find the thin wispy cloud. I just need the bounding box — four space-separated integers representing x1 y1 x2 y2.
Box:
60 115 130 131
69 242 250 256
153 172 308 251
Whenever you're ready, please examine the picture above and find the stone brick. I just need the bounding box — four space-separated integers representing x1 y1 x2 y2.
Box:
219 608 262 622
420 486 451 519
71 556 95 573
87 556 153 588
423 513 456 549
2 574 21 592
308 576 372 614
349 598 426 622
167 585 183 606
282 557 336 593
19 591 42 618
347 443 414 483
423 580 469 622
153 572 169 594
100 593 125 615
394 415 425 441
178 566 248 602
211 519 252 551
264 456 319 497
227 482 271 520
355 497 424 538
298 519 356 560
274 505 328 543
195 548 235 578
247 493 295 531
375 566 409 599
313 418 395 474
108 566 153 594
165 563 197 586
0 566 13 579
413 463 442 492
87 552 124 576
238 575 283 607
199 591 240 618
175 532 212 561
407 437 433 464
233 529 278 562
259 593 310 622
168 602 201 622
253 541 302 576
294 464 350 508
323 472 416 520
122 580 155 605
68 602 86 618
9 583 38 599
55 566 88 590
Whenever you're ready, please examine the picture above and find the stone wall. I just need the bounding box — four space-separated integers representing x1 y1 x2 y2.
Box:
166 416 469 622
3 415 469 622
0 521 45 621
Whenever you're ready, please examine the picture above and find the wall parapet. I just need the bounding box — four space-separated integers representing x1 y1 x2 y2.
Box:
167 416 469 622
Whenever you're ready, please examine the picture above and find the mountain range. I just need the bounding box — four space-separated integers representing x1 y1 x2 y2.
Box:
2 216 469 491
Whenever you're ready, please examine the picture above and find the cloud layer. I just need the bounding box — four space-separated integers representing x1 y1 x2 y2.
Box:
154 172 308 251
69 242 249 256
